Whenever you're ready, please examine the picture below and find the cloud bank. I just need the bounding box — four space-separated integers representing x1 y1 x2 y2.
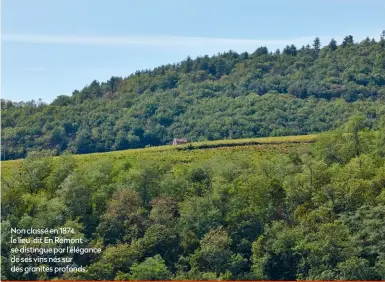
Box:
3 33 371 49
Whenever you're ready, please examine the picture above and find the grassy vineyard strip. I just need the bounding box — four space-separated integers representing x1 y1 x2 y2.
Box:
1 134 318 173
176 134 317 150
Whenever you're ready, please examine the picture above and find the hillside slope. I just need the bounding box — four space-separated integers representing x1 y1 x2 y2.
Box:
2 35 385 160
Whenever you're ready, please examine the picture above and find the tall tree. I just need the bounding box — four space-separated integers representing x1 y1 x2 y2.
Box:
328 38 337 52
313 37 321 54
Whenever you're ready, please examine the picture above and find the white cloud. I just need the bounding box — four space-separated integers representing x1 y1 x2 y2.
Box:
2 33 371 49
1 33 296 47
3 33 381 60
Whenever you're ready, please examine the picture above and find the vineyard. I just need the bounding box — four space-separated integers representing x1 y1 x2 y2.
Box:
1 134 317 174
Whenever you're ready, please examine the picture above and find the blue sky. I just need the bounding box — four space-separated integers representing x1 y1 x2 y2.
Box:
2 0 384 103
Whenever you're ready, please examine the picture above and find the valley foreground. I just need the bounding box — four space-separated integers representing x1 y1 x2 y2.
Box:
2 120 385 280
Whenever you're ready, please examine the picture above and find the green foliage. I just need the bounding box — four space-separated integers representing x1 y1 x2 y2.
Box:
127 255 172 280
96 188 146 245
190 227 233 274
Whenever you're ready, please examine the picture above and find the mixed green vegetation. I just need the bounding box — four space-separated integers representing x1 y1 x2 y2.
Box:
1 115 385 280
1 32 385 280
2 35 385 160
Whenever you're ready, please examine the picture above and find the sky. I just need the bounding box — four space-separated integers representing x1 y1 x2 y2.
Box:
1 0 384 103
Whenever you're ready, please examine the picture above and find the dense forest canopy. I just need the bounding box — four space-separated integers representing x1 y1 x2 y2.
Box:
1 116 385 280
2 35 385 160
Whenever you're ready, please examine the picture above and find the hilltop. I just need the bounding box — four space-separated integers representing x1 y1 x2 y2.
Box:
2 35 385 160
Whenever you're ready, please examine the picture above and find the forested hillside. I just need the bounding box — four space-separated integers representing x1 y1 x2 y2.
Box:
1 116 385 280
2 35 385 160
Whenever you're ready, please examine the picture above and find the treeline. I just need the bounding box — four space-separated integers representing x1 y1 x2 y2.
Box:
1 116 385 280
2 35 385 160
